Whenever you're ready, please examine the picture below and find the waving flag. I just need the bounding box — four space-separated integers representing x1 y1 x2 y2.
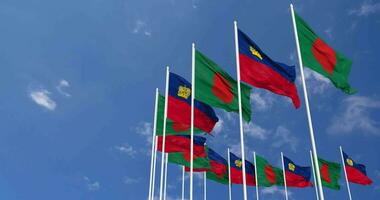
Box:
318 158 341 190
294 12 356 94
229 152 256 186
157 135 206 158
168 146 211 170
168 72 219 133
283 156 313 187
238 29 300 108
342 151 373 185
256 155 284 187
195 50 252 122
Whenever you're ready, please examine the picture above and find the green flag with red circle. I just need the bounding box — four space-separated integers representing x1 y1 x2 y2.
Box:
256 155 284 187
294 12 356 94
195 50 252 122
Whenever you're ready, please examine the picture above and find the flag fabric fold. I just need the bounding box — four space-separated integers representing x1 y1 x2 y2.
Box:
318 158 341 190
343 151 373 185
283 156 313 187
157 135 207 159
238 29 301 109
229 152 256 186
256 155 284 187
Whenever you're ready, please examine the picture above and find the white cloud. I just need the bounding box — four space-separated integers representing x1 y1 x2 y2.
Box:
212 119 224 135
271 126 299 152
29 89 57 111
124 176 141 184
261 186 292 198
56 79 71 97
250 91 275 111
244 122 269 140
114 143 137 157
324 27 333 39
328 96 380 135
83 176 100 191
136 122 153 143
132 20 151 36
229 143 242 156
349 1 380 16
302 68 331 94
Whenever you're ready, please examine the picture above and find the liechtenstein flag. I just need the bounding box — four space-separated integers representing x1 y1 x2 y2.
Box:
238 29 300 108
167 72 219 133
343 151 373 185
283 156 313 187
229 152 256 186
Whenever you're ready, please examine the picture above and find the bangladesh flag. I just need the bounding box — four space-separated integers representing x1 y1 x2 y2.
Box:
168 148 211 170
318 158 341 190
156 94 202 135
195 50 252 122
256 155 284 187
294 12 356 94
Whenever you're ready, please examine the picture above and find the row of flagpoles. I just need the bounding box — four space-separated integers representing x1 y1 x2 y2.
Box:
146 4 369 200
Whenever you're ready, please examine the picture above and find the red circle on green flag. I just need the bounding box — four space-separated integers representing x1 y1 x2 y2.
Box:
312 38 336 75
212 73 233 104
264 164 276 184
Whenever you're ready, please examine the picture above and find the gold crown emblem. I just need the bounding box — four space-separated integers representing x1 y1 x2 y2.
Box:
288 163 296 171
178 86 191 99
346 158 354 166
235 160 242 168
249 46 263 60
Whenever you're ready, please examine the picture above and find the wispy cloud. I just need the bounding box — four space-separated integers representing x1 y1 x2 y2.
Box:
136 122 153 143
261 186 293 198
29 89 57 111
244 122 269 140
324 27 333 39
132 20 151 36
212 119 224 135
328 96 380 135
302 68 331 94
114 143 137 157
272 126 299 152
349 1 380 17
56 79 71 97
250 91 275 111
83 176 100 191
124 176 141 184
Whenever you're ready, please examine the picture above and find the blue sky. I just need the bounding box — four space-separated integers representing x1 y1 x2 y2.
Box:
0 0 380 199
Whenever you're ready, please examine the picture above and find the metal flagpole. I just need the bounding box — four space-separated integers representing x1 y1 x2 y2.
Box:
190 43 195 200
152 136 158 200
310 150 319 200
281 152 289 200
340 146 353 200
228 148 232 200
204 172 207 200
148 88 159 200
233 20 248 200
159 66 170 200
253 152 259 200
290 4 325 200
164 153 168 200
182 166 185 200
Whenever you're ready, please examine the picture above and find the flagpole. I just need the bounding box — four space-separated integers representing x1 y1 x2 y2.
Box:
253 152 259 200
340 146 353 200
290 4 325 200
190 42 195 200
310 150 319 200
182 166 185 200
159 66 170 200
204 172 207 200
164 153 168 200
233 20 248 200
227 148 232 200
148 88 159 200
152 136 158 200
281 152 289 200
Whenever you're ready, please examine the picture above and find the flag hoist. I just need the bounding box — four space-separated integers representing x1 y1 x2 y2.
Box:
340 146 353 200
159 67 170 200
310 150 320 200
281 152 289 200
290 4 325 199
233 20 249 200
148 88 159 200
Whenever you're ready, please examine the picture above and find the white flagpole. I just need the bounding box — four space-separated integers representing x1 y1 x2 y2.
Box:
281 152 289 200
190 43 195 200
152 136 158 200
164 153 168 200
340 146 353 200
148 88 159 200
290 4 325 200
204 172 207 200
233 20 248 200
159 66 170 200
228 148 232 200
310 150 319 200
253 152 259 200
182 166 185 200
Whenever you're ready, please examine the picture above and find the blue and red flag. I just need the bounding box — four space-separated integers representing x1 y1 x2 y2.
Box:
168 72 219 133
343 151 373 185
229 152 256 186
157 135 207 159
283 156 313 187
238 29 300 108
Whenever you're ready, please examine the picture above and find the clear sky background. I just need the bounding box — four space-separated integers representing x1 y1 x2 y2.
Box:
0 0 380 199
